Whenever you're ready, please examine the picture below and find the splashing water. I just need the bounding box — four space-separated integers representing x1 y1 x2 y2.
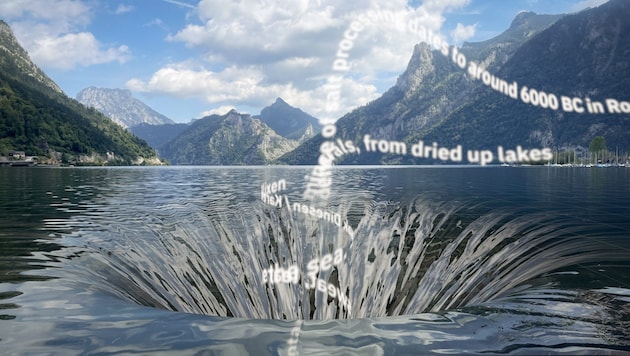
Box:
43 194 628 322
3 167 630 354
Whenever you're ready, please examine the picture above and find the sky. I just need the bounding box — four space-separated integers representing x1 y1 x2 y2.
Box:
1 0 609 123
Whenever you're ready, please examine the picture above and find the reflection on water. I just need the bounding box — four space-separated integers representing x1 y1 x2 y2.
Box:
1 166 629 354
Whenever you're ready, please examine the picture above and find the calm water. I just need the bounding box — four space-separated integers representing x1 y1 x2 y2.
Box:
1 166 629 355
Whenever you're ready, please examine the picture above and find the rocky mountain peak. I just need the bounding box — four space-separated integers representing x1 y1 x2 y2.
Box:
282 4 629 165
262 97 293 113
76 87 174 129
226 108 241 116
273 97 288 106
510 11 538 28
161 108 298 165
395 43 436 94
256 97 320 140
0 20 158 163
395 10 559 97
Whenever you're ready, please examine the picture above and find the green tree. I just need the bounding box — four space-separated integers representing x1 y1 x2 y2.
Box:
589 136 606 152
589 136 607 163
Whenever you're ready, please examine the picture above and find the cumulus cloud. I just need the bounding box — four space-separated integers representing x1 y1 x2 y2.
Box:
131 0 472 120
167 0 340 67
0 0 90 28
127 65 265 101
198 106 237 118
31 33 131 70
450 23 477 45
126 61 379 120
1 0 131 70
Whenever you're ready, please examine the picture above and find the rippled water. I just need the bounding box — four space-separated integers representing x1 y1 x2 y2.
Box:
1 166 629 354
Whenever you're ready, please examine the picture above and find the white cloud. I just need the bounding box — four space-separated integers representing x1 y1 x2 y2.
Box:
161 0 196 9
450 23 477 45
132 0 473 120
571 0 608 12
127 65 265 101
0 0 90 28
31 32 131 70
144 18 167 30
420 0 471 13
167 0 341 66
1 0 131 70
198 106 236 118
115 4 134 14
126 62 379 120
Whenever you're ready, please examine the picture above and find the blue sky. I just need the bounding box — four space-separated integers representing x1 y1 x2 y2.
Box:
2 0 609 123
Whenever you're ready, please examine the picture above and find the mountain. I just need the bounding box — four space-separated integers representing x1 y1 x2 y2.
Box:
280 8 588 164
160 109 298 165
129 122 189 152
419 0 630 153
255 97 321 141
76 87 174 129
0 20 159 165
0 20 61 94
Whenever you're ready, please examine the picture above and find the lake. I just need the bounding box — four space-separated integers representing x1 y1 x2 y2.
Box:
1 166 629 354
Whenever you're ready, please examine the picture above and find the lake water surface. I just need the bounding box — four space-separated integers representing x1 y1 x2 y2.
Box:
1 166 629 354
